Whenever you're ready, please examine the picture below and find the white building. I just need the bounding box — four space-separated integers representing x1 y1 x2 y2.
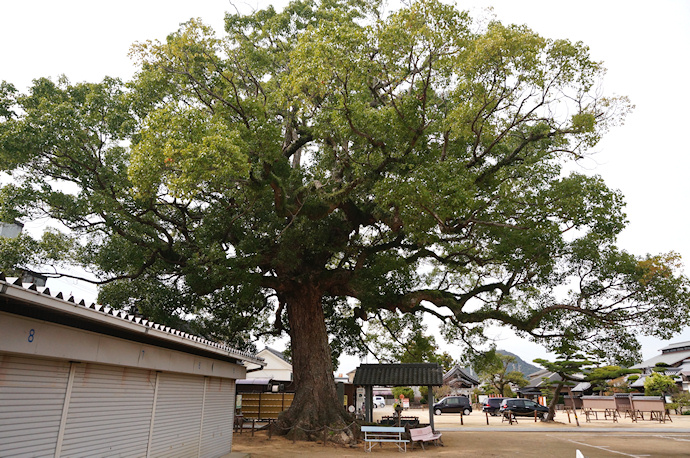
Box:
630 341 690 392
0 274 264 458
244 347 293 382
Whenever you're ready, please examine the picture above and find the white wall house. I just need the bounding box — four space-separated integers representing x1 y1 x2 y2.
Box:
0 275 264 458
630 341 690 392
244 347 293 382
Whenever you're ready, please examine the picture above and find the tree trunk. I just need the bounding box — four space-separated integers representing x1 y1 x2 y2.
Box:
547 382 564 421
274 284 354 442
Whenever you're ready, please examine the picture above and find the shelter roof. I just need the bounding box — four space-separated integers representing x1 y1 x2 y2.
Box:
525 370 560 387
353 363 443 386
522 370 584 391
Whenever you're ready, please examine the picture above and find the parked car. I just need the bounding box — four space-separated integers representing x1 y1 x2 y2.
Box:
482 397 506 416
499 398 550 419
433 396 472 415
373 395 386 408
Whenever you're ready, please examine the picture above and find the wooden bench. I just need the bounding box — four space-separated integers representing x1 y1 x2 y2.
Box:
409 426 442 450
361 426 409 452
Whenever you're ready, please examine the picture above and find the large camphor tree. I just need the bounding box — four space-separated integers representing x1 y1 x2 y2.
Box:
2 0 690 439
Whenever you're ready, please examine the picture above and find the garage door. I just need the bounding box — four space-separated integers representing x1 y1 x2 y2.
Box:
148 372 206 457
200 377 236 458
1 354 236 458
59 362 157 457
0 354 71 458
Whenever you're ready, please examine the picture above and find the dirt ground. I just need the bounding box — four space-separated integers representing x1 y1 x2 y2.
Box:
231 430 690 457
229 407 690 457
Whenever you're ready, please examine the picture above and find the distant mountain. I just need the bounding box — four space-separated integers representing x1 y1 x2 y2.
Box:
497 350 542 376
461 350 542 379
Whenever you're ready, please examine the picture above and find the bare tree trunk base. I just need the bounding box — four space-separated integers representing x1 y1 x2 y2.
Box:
273 406 356 444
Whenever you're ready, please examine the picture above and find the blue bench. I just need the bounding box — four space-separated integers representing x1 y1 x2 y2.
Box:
361 425 409 452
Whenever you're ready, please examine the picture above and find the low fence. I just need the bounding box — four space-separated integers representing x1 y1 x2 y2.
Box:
630 396 672 422
614 395 633 415
564 396 583 410
581 396 619 422
574 395 671 423
240 392 294 420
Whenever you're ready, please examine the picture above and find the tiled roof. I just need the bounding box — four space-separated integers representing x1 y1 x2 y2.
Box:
443 365 480 386
571 382 591 392
527 368 551 379
264 346 289 362
630 376 647 388
630 349 690 369
659 340 690 352
352 363 443 386
526 370 584 387
0 273 265 366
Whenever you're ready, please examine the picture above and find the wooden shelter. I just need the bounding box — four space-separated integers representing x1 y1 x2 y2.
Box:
352 363 443 430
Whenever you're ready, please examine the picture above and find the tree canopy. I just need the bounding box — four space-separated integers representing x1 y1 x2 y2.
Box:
472 348 528 396
585 365 639 394
1 0 689 435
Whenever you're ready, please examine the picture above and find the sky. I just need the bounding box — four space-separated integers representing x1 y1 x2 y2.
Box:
2 0 689 371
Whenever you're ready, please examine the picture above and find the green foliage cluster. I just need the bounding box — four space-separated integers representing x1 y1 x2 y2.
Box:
667 392 690 414
643 372 677 396
419 385 428 400
586 365 640 395
652 362 671 372
392 386 415 402
675 392 690 411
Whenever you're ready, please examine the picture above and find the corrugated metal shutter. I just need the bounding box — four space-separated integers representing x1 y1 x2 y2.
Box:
60 362 156 457
0 354 70 458
200 377 235 458
149 372 205 457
